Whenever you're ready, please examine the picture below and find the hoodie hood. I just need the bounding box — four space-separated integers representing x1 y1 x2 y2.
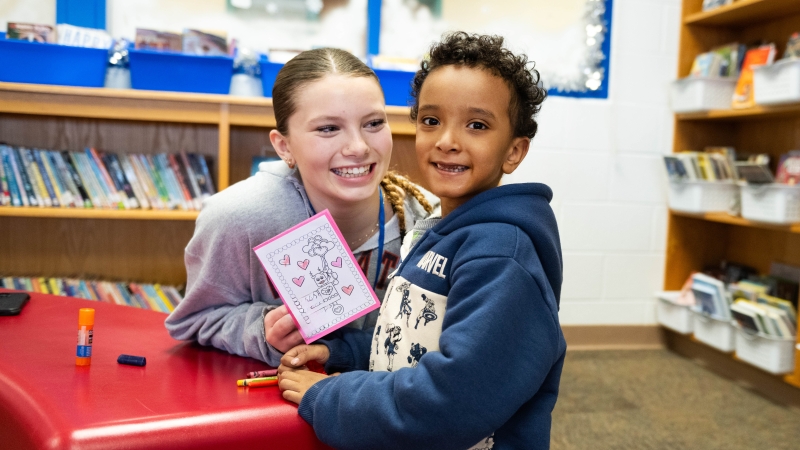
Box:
434 183 563 303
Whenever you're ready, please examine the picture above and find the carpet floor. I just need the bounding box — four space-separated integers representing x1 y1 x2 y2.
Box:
551 350 800 450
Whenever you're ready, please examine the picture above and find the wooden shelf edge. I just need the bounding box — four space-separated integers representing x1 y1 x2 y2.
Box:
0 81 273 106
0 82 414 132
0 207 199 221
669 210 800 233
676 102 800 121
683 0 800 27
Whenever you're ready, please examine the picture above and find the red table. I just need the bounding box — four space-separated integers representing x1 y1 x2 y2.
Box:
0 290 331 450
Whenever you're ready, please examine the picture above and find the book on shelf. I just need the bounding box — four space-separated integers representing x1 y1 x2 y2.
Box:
663 149 737 182
775 151 800 185
182 29 228 56
731 299 796 338
732 44 777 109
0 276 183 313
101 152 139 209
0 148 10 207
0 145 216 212
734 162 774 184
689 43 746 78
55 23 112 49
785 32 800 60
701 0 733 12
691 273 731 320
134 28 183 52
6 22 56 43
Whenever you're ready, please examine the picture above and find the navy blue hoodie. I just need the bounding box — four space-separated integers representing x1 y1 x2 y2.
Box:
299 183 565 450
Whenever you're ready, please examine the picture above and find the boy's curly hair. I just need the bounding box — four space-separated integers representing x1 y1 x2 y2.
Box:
410 32 546 139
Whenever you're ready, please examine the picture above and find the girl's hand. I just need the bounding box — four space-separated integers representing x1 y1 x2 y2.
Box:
264 305 304 353
279 344 330 372
279 370 332 405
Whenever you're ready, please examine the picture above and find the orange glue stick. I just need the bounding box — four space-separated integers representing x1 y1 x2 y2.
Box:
76 308 94 366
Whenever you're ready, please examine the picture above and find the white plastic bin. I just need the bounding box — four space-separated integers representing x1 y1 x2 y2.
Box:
692 310 735 353
656 291 693 334
670 77 736 113
733 325 796 375
668 180 738 214
753 59 800 106
739 182 800 224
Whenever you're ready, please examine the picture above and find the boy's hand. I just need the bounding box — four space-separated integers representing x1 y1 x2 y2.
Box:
264 305 304 352
279 344 330 370
279 370 332 405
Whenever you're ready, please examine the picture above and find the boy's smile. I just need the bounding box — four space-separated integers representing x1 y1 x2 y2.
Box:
415 65 529 215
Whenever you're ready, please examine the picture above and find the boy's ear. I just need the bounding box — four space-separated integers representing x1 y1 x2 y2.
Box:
502 137 530 174
270 129 294 164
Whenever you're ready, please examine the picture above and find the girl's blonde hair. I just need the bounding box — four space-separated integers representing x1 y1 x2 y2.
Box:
381 171 434 235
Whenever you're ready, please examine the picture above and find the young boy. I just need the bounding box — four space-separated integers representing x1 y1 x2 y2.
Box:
278 32 565 450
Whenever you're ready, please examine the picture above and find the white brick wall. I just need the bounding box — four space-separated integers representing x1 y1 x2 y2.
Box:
505 0 680 325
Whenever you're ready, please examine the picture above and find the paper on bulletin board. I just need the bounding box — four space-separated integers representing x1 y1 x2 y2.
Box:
253 210 380 343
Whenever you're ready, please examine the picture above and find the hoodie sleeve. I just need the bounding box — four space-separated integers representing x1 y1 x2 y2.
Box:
320 327 375 373
164 205 285 367
298 253 563 450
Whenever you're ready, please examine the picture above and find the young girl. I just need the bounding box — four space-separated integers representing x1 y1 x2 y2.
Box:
165 48 436 367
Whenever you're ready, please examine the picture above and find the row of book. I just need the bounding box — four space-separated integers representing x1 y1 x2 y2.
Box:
664 146 800 185
0 145 216 210
0 276 182 313
671 261 798 339
663 148 737 182
689 32 799 109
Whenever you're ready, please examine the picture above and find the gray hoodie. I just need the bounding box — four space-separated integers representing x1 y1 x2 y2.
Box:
165 161 437 367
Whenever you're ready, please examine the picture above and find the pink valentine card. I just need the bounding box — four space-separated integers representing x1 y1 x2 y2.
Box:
253 210 380 343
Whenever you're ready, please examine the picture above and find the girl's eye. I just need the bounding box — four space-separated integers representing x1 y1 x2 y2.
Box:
421 117 439 126
365 119 386 128
467 122 488 130
317 125 339 133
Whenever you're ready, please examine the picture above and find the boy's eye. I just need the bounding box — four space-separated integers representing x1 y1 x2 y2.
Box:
421 117 439 126
317 125 339 133
467 122 488 130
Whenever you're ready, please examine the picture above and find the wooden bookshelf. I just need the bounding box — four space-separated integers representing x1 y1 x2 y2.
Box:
666 0 800 397
0 82 419 285
684 0 800 27
670 210 800 234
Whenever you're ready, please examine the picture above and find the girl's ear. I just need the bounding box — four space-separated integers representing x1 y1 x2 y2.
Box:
502 137 530 175
270 129 294 167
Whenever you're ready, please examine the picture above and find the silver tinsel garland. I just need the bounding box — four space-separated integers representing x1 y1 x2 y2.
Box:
544 0 608 93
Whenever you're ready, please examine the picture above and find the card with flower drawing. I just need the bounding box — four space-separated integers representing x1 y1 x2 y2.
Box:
253 210 380 343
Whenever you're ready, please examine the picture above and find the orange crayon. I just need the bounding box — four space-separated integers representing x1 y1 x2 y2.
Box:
237 376 278 387
76 308 94 366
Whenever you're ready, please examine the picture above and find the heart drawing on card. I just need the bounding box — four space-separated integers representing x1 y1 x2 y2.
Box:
297 259 310 270
341 285 354 295
279 255 290 266
331 257 343 268
292 276 305 287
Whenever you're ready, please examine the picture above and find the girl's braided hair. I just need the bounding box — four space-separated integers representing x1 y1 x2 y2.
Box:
381 170 434 235
410 32 547 139
272 48 434 233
